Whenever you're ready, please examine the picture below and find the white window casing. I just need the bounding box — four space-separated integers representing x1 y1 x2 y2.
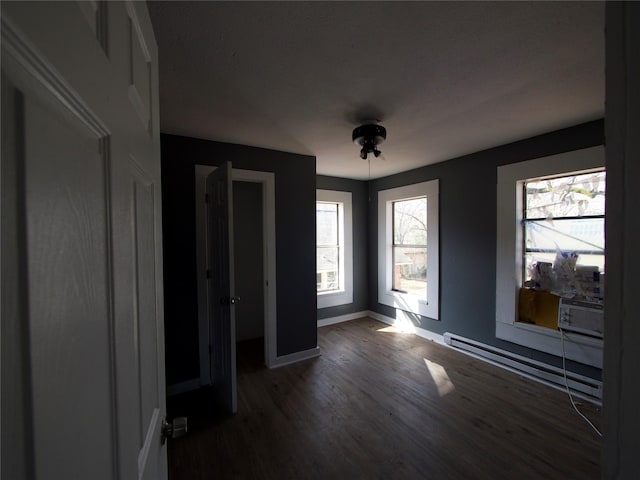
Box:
316 189 353 308
496 146 604 367
378 180 439 319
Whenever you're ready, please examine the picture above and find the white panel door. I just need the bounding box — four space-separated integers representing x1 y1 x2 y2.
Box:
206 162 238 413
1 2 165 479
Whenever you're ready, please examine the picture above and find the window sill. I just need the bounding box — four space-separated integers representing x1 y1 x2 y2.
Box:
496 320 603 367
317 289 353 309
379 289 435 319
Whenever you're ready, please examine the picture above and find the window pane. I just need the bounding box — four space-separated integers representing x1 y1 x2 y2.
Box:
317 246 339 292
392 246 427 297
393 198 427 245
524 252 605 283
316 202 338 245
524 218 604 255
525 171 605 219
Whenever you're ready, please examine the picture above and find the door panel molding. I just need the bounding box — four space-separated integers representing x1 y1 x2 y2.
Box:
125 1 153 134
76 0 109 55
23 92 116 479
129 155 164 478
1 16 110 138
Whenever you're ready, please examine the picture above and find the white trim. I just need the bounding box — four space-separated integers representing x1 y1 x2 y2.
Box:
377 180 439 319
366 311 446 345
366 310 395 326
316 189 353 308
195 165 278 382
495 146 604 367
317 311 368 328
413 325 445 345
496 321 603 366
232 169 278 369
166 378 201 397
270 347 320 369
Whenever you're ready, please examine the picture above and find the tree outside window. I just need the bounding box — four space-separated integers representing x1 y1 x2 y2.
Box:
392 197 427 298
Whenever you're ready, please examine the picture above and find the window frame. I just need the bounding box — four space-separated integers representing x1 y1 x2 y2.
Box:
495 146 604 367
378 180 439 319
316 189 353 308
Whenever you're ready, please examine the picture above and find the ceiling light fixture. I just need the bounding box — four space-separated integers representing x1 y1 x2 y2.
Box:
352 123 386 160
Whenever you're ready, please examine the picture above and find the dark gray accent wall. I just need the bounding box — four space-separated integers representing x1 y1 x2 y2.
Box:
368 120 604 378
161 134 316 385
316 176 369 319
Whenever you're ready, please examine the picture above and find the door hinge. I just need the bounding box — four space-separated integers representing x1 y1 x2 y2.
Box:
206 269 211 279
205 193 209 204
208 344 212 355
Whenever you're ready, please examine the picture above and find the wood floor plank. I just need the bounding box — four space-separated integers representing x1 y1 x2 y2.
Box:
168 318 601 479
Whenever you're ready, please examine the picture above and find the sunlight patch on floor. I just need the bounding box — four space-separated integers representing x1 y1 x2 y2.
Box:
424 358 455 396
376 317 417 334
377 323 415 334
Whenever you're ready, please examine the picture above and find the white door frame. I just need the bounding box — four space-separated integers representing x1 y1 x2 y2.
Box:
195 165 278 381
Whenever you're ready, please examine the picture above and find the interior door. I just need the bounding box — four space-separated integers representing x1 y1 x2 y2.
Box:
1 2 166 479
206 162 238 413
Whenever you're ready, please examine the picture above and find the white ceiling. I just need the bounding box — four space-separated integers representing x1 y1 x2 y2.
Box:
148 1 604 180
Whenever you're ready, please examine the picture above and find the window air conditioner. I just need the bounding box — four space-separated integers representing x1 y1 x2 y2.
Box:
558 298 604 338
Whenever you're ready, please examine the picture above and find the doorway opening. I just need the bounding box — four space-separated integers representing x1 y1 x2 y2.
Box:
195 165 278 388
233 180 266 372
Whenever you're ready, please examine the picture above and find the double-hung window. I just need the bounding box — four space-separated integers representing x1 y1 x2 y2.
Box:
316 190 353 308
392 197 428 297
495 146 604 367
378 180 439 319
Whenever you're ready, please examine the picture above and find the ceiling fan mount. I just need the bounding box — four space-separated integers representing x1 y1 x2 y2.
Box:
352 123 386 160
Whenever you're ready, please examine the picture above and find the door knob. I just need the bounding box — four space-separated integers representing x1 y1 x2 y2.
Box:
161 416 188 444
219 296 240 305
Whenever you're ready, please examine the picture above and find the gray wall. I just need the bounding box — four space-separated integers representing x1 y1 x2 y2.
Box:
368 120 604 378
161 134 317 385
233 181 264 342
316 175 369 319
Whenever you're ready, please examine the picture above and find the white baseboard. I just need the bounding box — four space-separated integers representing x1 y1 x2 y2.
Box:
270 346 320 369
413 325 446 345
166 378 200 396
366 310 394 326
366 311 446 345
317 311 369 327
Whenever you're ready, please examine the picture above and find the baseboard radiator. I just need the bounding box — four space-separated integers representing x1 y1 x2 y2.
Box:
443 333 602 403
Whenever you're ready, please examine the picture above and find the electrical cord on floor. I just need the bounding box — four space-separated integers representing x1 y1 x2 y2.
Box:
559 327 602 437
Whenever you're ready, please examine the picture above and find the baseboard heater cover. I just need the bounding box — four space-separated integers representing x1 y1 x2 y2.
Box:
443 332 602 402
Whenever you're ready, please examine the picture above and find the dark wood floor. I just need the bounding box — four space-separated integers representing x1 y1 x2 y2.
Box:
168 318 601 479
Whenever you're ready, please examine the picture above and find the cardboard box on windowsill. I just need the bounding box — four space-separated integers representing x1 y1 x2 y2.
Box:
517 288 560 330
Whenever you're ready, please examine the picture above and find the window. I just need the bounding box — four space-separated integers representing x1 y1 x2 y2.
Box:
316 190 353 308
522 170 605 300
495 146 604 367
316 202 340 293
392 197 427 297
378 180 439 319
